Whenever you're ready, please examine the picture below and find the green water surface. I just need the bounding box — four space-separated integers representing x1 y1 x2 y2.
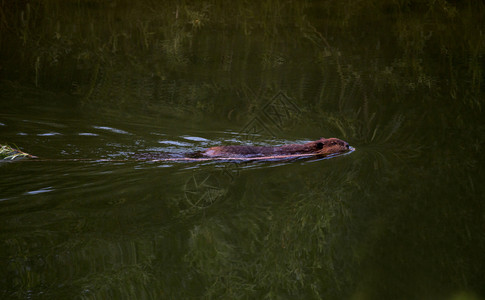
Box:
1 1 484 299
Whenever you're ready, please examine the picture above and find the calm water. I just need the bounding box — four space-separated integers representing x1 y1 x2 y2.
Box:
1 1 484 299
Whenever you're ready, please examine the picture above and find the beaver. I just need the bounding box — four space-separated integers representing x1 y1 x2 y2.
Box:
201 137 350 158
3 138 351 162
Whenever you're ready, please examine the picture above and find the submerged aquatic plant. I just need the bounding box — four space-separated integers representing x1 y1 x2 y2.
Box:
0 144 35 160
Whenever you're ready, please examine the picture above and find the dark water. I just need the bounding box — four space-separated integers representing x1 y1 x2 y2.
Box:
1 1 484 299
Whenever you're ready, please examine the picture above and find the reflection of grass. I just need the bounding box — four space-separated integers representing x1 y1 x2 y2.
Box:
180 167 358 299
0 144 34 160
1 0 482 119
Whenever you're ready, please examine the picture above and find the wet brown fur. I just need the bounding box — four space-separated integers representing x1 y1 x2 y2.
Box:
202 138 350 158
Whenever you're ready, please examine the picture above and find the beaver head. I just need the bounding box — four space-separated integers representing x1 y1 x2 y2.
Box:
306 137 350 155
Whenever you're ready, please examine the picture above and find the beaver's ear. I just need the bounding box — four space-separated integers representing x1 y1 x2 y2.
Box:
316 142 324 149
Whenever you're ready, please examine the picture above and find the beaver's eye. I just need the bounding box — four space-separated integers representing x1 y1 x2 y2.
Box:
316 142 323 149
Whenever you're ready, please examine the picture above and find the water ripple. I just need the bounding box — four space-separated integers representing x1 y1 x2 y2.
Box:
182 136 209 142
78 133 99 136
24 187 54 195
93 126 131 135
37 132 62 136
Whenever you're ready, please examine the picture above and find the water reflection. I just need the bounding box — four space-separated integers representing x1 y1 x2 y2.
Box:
1 0 485 299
